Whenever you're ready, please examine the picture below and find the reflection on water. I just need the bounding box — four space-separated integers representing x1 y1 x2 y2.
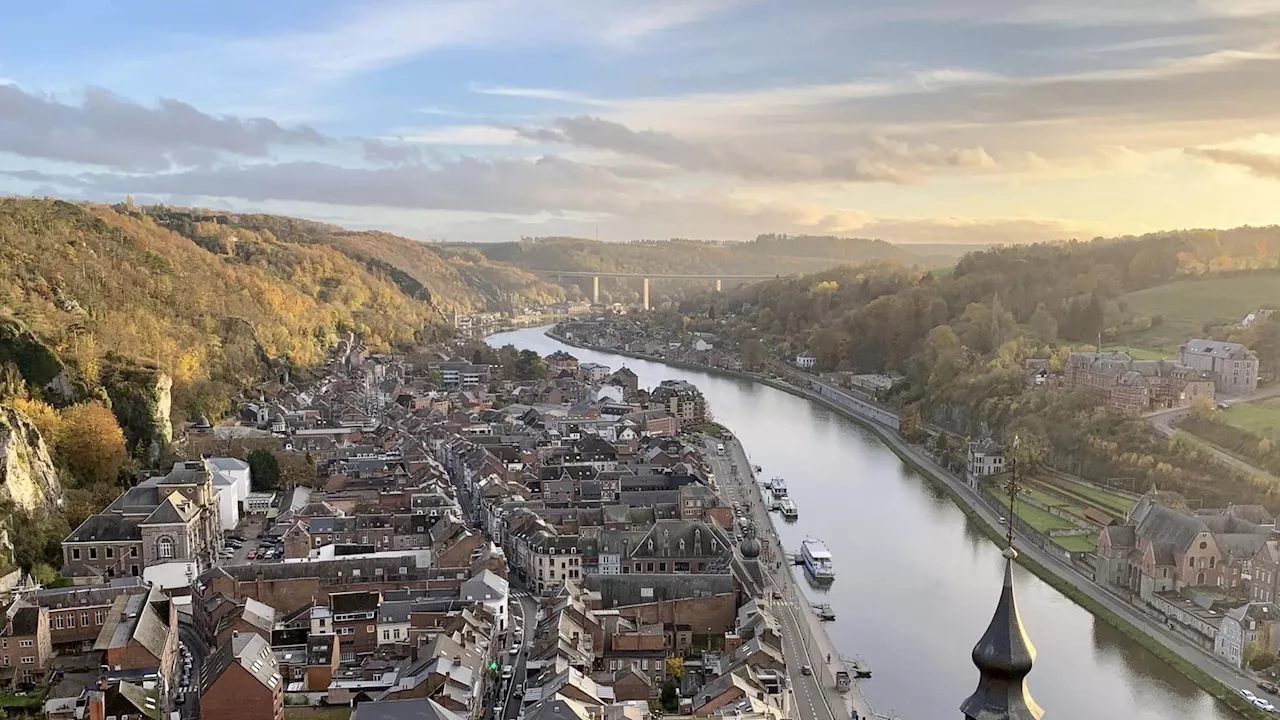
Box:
487 328 1241 720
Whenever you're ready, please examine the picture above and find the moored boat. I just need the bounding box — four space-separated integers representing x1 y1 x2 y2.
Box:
801 537 835 580
779 497 799 519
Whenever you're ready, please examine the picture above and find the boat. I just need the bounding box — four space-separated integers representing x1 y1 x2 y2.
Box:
779 497 799 520
801 537 835 580
767 477 788 510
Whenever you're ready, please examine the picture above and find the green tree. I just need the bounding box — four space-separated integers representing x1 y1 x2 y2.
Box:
248 448 281 491
512 350 547 380
660 679 679 712
1028 304 1058 343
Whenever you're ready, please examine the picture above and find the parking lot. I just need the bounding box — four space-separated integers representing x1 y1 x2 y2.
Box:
216 516 286 567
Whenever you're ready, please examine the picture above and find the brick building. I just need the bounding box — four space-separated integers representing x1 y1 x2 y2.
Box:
1065 351 1214 414
201 632 284 720
33 578 148 652
331 590 382 660
93 587 179 699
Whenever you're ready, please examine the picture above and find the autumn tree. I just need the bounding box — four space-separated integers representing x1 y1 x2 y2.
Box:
57 401 128 487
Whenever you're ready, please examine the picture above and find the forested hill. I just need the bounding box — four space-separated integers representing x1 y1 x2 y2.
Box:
141 207 565 313
442 233 948 276
728 226 1280 373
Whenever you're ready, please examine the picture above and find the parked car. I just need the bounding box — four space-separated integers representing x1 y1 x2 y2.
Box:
1255 698 1276 713
1260 681 1279 695
246 550 256 560
1242 689 1259 702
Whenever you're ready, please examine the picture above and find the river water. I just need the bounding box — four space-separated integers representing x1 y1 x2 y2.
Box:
488 327 1237 720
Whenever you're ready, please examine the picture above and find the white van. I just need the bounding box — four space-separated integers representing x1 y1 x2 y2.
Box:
717 443 726 455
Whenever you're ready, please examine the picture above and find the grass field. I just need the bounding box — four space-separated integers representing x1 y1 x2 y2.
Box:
1221 397 1280 441
1117 274 1280 351
990 489 1080 532
1041 476 1137 517
1055 534 1100 552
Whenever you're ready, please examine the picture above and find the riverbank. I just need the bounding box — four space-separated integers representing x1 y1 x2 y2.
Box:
545 329 1264 719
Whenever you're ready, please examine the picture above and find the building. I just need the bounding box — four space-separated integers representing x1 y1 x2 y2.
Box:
649 381 706 426
794 354 817 369
548 351 580 374
1065 352 1214 414
1180 339 1260 395
246 492 276 514
580 363 612 382
1215 602 1280 669
966 439 1004 487
33 578 148 652
1096 496 1223 600
331 590 382 660
94 587 179 698
79 680 162 720
63 462 223 581
201 631 284 720
352 698 464 720
1 599 52 684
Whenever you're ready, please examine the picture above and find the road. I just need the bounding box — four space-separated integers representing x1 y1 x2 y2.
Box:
177 623 206 720
868 418 1267 702
1146 399 1280 485
494 585 538 720
703 435 881 720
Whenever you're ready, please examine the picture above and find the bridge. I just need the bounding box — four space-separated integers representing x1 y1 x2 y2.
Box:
533 270 782 308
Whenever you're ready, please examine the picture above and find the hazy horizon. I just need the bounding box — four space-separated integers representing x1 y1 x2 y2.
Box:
2 1 1277 244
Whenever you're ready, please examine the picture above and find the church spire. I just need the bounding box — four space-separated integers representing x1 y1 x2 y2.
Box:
961 547 1043 720
963 434 1043 720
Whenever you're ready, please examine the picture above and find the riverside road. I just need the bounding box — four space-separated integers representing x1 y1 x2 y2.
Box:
488 327 1246 720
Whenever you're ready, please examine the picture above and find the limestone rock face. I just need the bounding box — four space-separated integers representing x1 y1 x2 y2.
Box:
102 356 173 464
0 406 64 515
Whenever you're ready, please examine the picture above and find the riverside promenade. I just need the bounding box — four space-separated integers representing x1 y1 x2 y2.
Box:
705 433 890 720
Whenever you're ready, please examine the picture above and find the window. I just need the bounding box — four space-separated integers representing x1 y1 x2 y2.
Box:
20 657 33 664
55 616 64 630
642 659 649 670
158 537 174 559
72 548 80 561
89 547 98 560
106 547 114 559
383 630 390 641
1210 557 1216 568
393 629 401 639
130 546 138 557
80 612 88 627
367 625 375 633
1189 557 1194 568
95 610 106 624
19 641 32 648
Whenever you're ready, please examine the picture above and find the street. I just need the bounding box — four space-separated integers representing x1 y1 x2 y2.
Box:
703 435 876 720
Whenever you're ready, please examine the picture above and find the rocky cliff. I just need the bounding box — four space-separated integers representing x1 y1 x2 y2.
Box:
0 318 87 406
102 355 173 464
0 405 64 514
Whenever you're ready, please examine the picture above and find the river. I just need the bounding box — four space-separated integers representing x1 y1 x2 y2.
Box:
487 327 1238 720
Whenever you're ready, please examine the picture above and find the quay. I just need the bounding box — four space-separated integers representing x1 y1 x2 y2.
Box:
705 432 895 720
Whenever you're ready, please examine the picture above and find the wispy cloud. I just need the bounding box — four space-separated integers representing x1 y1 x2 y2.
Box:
1185 146 1280 179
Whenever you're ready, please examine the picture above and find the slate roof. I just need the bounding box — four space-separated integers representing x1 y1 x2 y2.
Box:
1134 503 1207 557
331 591 381 614
378 600 412 624
66 513 142 543
141 496 198 526
3 602 40 636
352 698 465 720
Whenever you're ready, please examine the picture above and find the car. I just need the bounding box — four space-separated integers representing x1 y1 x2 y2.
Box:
800 665 812 676
1256 698 1276 713
246 551 256 560
501 665 514 680
998 517 1007 525
1242 689 1259 702
509 647 519 657
1260 681 1279 695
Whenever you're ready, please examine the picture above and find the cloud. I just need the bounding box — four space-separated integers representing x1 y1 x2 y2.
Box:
55 155 661 215
1185 146 1280 179
0 85 327 171
520 116 996 183
362 139 425 165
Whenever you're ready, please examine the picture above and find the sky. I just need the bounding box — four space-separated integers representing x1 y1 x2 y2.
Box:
1 0 1279 244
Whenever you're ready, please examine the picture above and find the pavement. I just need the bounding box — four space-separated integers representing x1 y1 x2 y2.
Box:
705 435 883 720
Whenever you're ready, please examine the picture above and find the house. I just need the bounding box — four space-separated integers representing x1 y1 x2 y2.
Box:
377 601 412 647
93 587 179 694
610 666 654 701
1180 339 1259 395
201 632 284 720
352 698 465 720
79 680 163 720
1215 602 1280 669
607 368 640 398
459 569 509 632
965 439 1004 487
548 351 580 374
330 590 382 659
580 363 612 382
0 599 52 684
794 354 816 369
1253 541 1280 603
1065 352 1214 414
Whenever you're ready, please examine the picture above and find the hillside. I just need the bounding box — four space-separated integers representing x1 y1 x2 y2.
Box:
141 208 566 313
1116 273 1280 352
0 198 450 426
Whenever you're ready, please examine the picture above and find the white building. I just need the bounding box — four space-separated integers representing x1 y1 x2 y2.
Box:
245 492 276 514
966 438 1005 487
795 354 817 369
205 457 252 531
1215 602 1280 669
378 601 412 646
460 568 510 632
580 363 611 382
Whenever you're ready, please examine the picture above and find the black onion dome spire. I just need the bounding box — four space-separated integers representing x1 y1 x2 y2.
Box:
961 547 1044 720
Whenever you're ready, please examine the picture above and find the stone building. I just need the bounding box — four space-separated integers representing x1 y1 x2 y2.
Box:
1180 339 1260 395
649 381 706 426
1065 351 1214 415
1096 496 1224 599
1 599 52 684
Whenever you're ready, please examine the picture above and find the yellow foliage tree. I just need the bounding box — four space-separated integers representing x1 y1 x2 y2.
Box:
57 401 128 487
12 397 61 445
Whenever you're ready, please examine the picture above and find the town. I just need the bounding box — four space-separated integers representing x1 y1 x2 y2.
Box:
0 334 876 720
553 310 1280 713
